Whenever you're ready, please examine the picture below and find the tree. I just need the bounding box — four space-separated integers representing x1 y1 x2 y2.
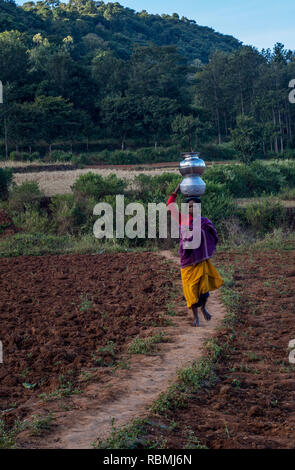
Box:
91 50 127 98
127 44 188 101
171 114 212 151
0 30 28 83
139 97 179 147
231 115 262 164
100 95 141 150
32 95 76 154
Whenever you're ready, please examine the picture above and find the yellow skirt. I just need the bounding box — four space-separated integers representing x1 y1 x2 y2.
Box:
181 259 223 308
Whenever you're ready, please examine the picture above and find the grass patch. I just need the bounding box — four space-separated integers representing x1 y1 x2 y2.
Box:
91 341 117 367
0 233 157 258
92 418 152 449
30 412 55 437
127 333 168 355
79 294 92 312
0 419 27 449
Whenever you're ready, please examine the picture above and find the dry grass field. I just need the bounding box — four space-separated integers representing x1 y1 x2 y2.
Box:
12 168 179 195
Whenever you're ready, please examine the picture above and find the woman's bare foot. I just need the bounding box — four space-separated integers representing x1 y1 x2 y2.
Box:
192 306 200 327
201 305 212 321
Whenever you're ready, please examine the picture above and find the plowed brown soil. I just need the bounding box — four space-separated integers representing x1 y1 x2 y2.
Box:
0 252 178 423
0 209 20 237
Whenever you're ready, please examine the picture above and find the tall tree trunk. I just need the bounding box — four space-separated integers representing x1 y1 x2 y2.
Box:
288 107 293 145
272 107 278 154
278 109 284 153
4 117 8 160
212 66 222 144
224 112 228 136
238 70 244 115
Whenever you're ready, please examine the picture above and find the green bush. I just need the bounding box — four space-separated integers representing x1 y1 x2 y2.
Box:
108 151 139 165
21 152 30 161
81 146 181 166
277 149 295 159
50 194 76 235
201 182 237 230
9 151 32 162
275 160 295 186
71 153 90 167
134 172 180 202
30 152 41 160
13 208 51 234
48 150 73 162
72 172 127 199
204 161 289 197
0 168 13 200
9 151 22 161
199 143 236 161
244 197 287 234
9 182 43 212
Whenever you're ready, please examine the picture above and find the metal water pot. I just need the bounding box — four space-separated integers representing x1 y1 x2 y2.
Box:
179 152 206 197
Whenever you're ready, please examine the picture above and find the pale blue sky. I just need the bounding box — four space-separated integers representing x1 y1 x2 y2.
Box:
15 0 295 51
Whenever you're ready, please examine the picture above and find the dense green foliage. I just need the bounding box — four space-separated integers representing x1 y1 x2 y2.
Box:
204 161 295 198
0 167 12 199
0 0 240 157
0 0 240 61
2 161 294 253
0 1 295 164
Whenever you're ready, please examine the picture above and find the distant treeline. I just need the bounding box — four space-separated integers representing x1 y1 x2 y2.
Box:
0 1 295 160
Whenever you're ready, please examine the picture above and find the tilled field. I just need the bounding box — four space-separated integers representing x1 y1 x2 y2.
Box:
0 252 177 425
144 250 295 449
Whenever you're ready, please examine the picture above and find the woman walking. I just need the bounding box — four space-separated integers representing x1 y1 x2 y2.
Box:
167 183 223 327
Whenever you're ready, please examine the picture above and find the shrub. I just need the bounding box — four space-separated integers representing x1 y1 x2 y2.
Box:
13 208 51 234
21 152 30 161
199 143 236 161
134 173 180 202
48 150 73 162
9 182 43 212
275 160 295 186
0 168 13 200
30 152 41 161
71 153 90 167
278 187 295 200
201 182 237 230
83 147 181 166
204 161 288 198
108 151 139 165
244 197 287 234
72 172 127 199
50 194 76 235
9 151 22 161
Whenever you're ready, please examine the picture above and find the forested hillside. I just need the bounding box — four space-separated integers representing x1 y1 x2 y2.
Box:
0 0 241 62
0 0 295 161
